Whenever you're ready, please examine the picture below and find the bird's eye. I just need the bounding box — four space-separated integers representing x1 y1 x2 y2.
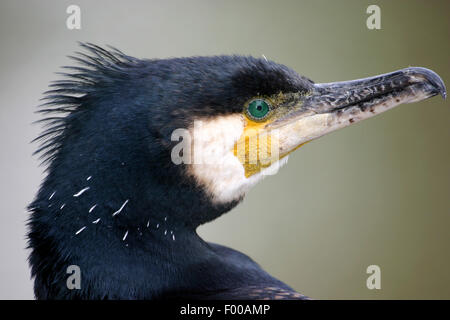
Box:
246 99 271 120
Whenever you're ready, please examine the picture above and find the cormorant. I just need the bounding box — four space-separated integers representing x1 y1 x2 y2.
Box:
28 43 446 300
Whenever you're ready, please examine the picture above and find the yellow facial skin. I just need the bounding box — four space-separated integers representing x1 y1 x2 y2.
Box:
233 117 277 177
232 93 307 177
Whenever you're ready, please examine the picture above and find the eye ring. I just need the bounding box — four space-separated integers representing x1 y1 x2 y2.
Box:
245 99 272 121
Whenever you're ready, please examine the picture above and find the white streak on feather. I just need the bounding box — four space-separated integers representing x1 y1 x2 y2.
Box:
49 191 56 200
88 204 97 213
122 230 128 241
73 187 90 197
112 199 129 216
75 226 86 235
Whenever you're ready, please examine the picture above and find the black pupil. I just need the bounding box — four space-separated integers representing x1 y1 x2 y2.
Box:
256 105 262 111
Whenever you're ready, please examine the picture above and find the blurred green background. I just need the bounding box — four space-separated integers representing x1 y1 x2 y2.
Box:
0 0 449 299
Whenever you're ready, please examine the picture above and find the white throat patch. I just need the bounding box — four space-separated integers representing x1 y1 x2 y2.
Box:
186 114 288 204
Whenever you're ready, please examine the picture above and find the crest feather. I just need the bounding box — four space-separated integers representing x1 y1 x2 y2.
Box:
33 43 141 165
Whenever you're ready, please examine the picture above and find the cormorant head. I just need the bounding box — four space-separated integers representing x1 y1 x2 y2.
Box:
28 43 446 299
31 43 446 238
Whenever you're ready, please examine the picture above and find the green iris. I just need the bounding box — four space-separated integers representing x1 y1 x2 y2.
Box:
246 99 271 120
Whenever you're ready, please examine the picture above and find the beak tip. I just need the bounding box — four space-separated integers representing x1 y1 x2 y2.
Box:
407 67 446 100
435 80 446 100
438 86 446 100
437 83 447 100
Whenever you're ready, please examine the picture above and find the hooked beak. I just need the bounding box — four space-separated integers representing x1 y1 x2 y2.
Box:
269 67 446 155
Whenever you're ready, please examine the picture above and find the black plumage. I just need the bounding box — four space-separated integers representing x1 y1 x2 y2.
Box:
28 43 312 299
